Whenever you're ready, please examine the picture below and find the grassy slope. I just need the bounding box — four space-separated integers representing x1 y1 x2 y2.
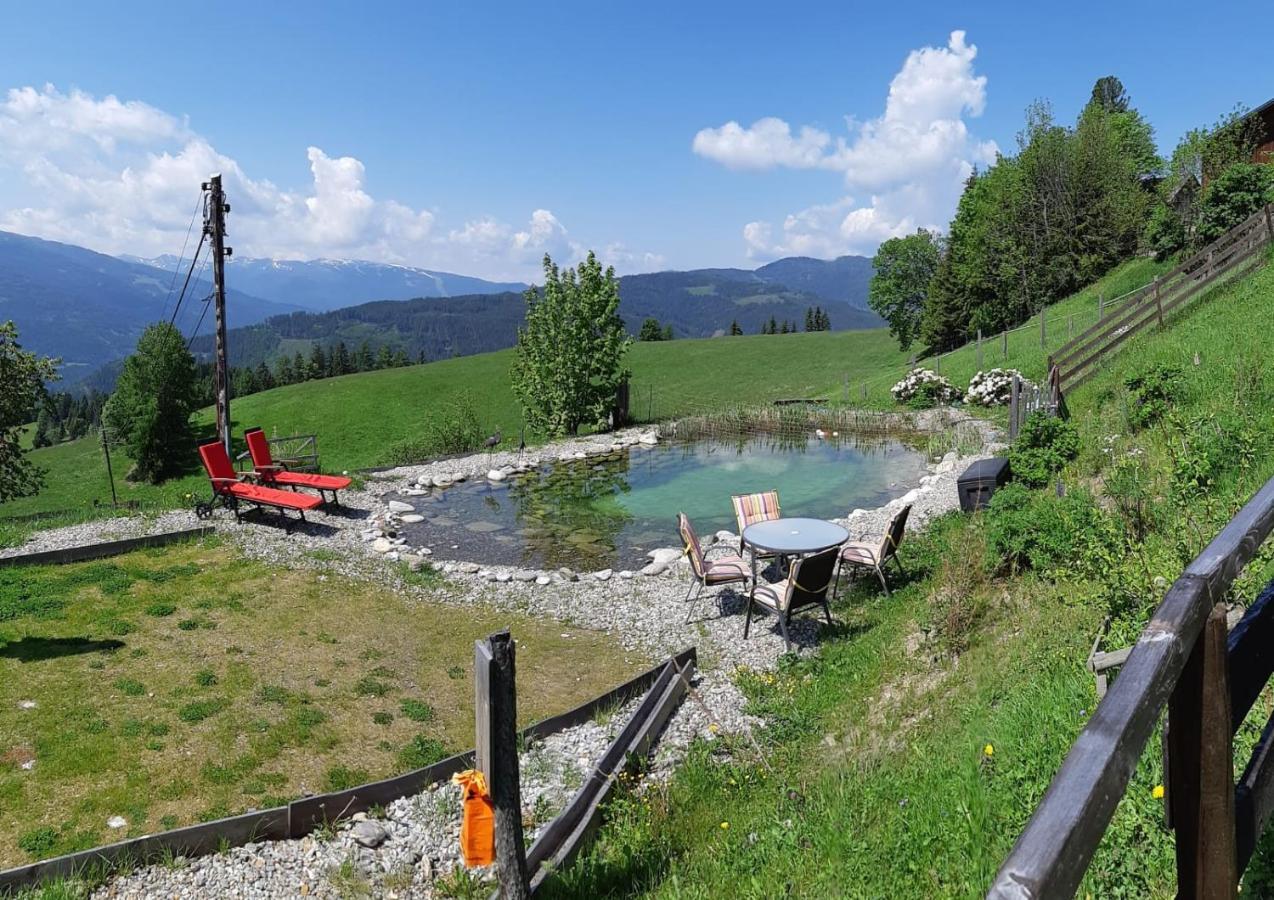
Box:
0 537 642 867
540 252 1274 898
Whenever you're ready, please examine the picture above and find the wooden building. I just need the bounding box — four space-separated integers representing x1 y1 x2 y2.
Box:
1249 97 1274 165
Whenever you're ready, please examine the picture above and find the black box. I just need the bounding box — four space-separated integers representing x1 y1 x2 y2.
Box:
957 457 1011 513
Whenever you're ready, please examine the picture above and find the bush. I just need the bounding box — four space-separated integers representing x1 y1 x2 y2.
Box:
965 369 1028 407
985 484 1110 575
1125 364 1183 429
1196 163 1274 244
1009 413 1079 488
1144 202 1186 261
381 394 485 465
178 698 228 723
890 368 960 408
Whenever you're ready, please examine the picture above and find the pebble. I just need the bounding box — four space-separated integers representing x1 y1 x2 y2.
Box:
387 501 415 514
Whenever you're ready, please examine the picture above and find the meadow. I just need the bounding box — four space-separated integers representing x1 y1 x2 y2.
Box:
538 249 1274 897
0 537 642 868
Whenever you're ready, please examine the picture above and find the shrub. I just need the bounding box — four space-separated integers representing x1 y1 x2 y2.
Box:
381 394 485 465
399 698 435 723
928 520 993 652
965 368 1028 407
1009 413 1079 487
890 368 960 408
1196 162 1274 244
985 484 1110 575
1125 364 1183 429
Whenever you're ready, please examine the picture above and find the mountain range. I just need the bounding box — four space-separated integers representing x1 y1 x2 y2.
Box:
0 228 880 387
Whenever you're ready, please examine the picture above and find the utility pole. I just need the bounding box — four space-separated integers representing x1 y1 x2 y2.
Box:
203 174 233 457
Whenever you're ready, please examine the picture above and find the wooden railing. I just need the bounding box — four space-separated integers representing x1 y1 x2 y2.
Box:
1052 204 1274 393
988 474 1274 898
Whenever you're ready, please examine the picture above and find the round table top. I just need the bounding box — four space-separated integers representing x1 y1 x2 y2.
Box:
742 517 849 554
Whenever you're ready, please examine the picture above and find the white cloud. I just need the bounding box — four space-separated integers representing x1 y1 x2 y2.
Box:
695 31 999 260
0 84 656 281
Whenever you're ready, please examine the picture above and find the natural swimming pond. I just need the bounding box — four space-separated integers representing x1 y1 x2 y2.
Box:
390 434 930 571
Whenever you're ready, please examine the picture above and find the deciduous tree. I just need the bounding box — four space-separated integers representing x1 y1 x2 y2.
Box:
512 252 630 436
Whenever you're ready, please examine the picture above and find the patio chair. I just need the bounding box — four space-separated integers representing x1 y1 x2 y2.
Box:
678 513 752 623
731 490 781 568
744 546 838 652
833 503 911 598
197 440 321 530
244 427 352 504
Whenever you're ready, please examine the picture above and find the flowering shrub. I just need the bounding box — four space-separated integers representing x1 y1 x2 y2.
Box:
890 368 960 408
965 368 1029 407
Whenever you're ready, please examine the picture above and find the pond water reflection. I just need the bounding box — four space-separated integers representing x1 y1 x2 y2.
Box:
391 433 929 571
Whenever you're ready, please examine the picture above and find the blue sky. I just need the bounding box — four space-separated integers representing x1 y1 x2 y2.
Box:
0 0 1270 280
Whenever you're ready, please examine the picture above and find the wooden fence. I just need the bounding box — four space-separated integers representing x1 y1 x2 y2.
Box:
988 473 1274 898
1052 203 1274 394
1007 371 1060 441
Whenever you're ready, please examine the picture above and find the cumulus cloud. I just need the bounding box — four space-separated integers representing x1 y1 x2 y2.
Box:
695 31 998 260
0 84 654 281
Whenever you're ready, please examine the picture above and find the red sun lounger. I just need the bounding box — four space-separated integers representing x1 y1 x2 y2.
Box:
197 440 321 530
244 427 352 504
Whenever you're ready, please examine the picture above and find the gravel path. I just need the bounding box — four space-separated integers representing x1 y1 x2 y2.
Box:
13 416 1001 897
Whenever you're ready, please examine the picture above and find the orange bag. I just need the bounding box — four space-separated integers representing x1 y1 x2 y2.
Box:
452 769 495 867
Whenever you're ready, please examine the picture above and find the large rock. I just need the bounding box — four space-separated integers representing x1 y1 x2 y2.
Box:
400 514 425 524
487 469 507 482
416 475 433 488
594 569 613 582
639 433 659 445
371 538 393 554
351 819 389 849
387 500 415 514
513 569 538 582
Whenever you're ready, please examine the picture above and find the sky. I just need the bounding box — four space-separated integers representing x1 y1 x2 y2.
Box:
0 0 1270 282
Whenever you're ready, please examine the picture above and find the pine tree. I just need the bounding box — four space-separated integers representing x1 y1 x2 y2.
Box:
392 349 409 367
416 350 427 365
293 351 308 382
376 345 394 369
32 407 52 449
779 320 790 334
254 361 275 392
309 343 327 379
767 316 778 335
275 355 294 385
356 342 374 372
804 307 815 331
729 320 742 336
332 341 352 376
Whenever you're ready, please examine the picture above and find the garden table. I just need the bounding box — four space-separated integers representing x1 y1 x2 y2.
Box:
741 517 849 594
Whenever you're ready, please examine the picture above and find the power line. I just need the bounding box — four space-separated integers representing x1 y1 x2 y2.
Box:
168 231 207 327
159 190 206 321
186 292 215 351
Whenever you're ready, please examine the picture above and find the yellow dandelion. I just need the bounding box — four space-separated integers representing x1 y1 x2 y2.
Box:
708 723 719 734
1152 784 1165 799
720 821 729 830
983 743 994 758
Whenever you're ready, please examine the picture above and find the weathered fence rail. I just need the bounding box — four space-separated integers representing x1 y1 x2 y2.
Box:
988 473 1274 898
1052 204 1274 393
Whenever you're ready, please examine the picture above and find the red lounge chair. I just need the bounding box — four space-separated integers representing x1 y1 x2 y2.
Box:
244 427 352 504
196 440 321 529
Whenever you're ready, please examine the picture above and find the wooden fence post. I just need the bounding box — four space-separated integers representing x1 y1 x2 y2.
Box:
1009 373 1021 441
1002 329 1008 360
842 374 848 404
1167 604 1236 899
475 631 530 899
1264 202 1274 244
1098 292 1105 321
935 352 941 375
976 329 983 370
1040 311 1046 348
1154 276 1163 326
1068 315 1074 339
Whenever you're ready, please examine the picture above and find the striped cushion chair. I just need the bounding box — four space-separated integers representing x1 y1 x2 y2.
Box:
731 491 781 566
834 503 911 598
678 513 752 623
745 546 838 652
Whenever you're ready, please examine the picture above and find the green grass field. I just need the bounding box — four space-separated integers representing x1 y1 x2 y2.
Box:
1 255 1172 534
0 537 642 867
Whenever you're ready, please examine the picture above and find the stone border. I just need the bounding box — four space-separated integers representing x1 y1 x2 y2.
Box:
0 647 696 896
0 527 214 568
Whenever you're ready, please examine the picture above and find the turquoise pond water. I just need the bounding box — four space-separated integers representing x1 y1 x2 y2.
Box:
392 434 929 571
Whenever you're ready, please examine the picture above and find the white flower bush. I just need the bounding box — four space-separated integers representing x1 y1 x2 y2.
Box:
965 368 1030 407
891 368 961 406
